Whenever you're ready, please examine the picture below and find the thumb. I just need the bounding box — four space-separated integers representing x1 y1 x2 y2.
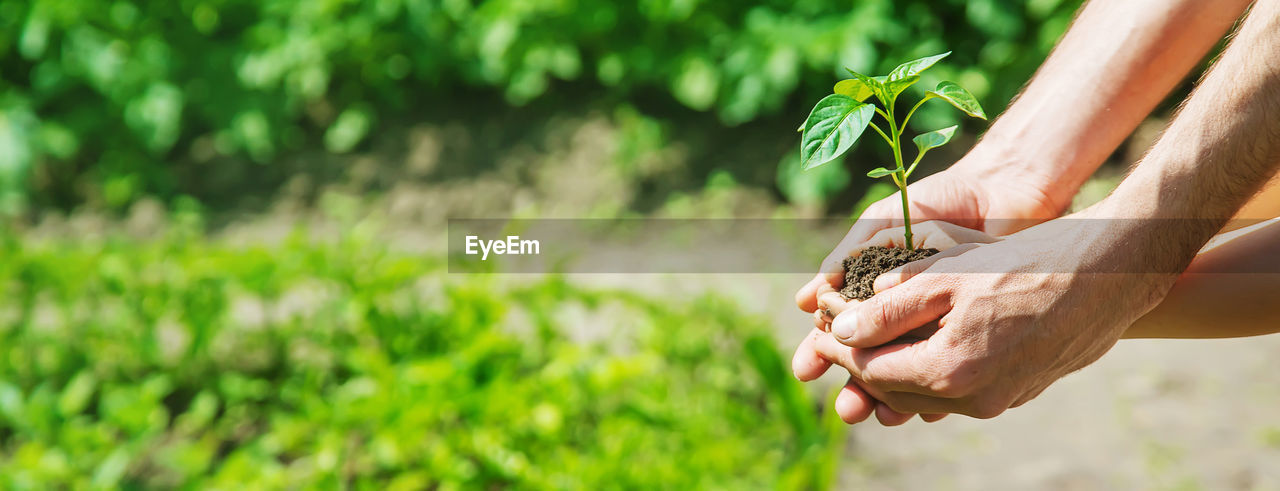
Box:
830 278 951 348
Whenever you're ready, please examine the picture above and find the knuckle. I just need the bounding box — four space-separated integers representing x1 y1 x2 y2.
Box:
861 298 895 333
928 358 980 397
878 394 915 415
859 366 886 386
968 395 1009 420
927 377 963 398
927 372 973 398
837 348 859 372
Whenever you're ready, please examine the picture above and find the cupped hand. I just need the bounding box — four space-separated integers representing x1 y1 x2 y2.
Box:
793 286 925 425
793 220 1000 425
820 216 1180 419
795 163 1059 315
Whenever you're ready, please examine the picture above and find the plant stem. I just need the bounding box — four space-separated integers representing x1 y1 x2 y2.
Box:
900 98 929 133
868 122 893 146
898 172 914 249
885 99 914 249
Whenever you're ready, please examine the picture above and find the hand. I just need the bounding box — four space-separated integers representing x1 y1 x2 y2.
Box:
794 221 999 424
795 155 1060 315
818 216 1180 419
792 163 1054 423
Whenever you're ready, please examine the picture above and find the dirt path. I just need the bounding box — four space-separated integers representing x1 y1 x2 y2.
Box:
837 335 1280 490
574 272 1280 490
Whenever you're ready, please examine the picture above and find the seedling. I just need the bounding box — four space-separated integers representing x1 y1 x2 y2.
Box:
799 52 986 249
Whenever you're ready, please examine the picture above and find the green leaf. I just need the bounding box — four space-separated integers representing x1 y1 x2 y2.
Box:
912 125 958 154
882 75 920 100
889 52 951 81
833 79 874 102
801 95 875 170
58 370 97 416
926 81 987 119
845 69 887 103
866 167 896 178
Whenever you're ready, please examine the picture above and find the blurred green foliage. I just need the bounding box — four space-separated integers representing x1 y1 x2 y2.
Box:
0 0 1081 211
0 226 843 487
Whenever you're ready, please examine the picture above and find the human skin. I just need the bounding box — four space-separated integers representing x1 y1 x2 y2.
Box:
817 0 1280 421
807 178 1280 424
1124 218 1280 339
793 0 1254 425
815 217 1280 340
807 217 1280 423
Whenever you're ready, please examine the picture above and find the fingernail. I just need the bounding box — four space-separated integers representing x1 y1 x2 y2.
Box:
831 313 855 340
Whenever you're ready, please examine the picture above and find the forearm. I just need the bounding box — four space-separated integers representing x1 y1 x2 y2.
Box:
1228 173 1280 227
960 0 1251 214
1125 219 1280 339
1090 0 1280 300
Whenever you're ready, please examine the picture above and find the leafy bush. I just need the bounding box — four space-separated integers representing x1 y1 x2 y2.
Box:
0 227 842 488
0 0 1082 209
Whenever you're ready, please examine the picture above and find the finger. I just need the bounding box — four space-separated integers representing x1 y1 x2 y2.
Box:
856 339 960 397
920 413 947 423
876 391 977 417
795 274 825 313
794 263 847 312
799 204 913 314
813 218 896 293
925 221 1001 245
812 333 937 394
861 226 906 250
874 403 914 426
817 289 855 325
834 380 875 424
846 376 920 424
831 278 953 348
815 308 831 329
872 244 978 293
1010 385 1049 408
812 310 827 330
911 220 1001 250
792 328 833 382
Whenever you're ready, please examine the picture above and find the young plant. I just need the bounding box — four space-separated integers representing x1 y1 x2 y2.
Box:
799 52 986 249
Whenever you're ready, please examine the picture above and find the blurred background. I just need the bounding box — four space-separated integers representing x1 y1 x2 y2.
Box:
3 0 1278 488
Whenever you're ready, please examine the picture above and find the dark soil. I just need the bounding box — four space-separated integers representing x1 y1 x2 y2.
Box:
840 246 940 300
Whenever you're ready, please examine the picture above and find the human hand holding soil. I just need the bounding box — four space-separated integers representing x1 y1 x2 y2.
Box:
793 0 1273 426
794 221 999 425
793 162 1058 314
809 0 1280 421
813 211 1186 419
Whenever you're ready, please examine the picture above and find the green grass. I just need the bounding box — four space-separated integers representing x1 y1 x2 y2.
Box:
0 228 843 488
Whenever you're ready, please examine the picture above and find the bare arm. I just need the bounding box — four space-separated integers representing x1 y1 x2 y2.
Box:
797 0 1250 312
1229 173 1280 224
1125 218 1280 339
794 0 1258 425
961 0 1252 216
1096 0 1280 335
814 0 1280 420
1096 0 1280 258
962 0 1244 213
